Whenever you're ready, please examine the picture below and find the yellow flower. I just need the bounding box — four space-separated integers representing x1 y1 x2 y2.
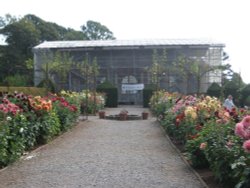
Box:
184 106 197 119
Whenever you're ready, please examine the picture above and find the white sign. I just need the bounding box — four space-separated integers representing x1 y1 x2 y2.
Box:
122 84 144 91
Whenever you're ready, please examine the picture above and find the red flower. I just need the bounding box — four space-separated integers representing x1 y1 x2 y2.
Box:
195 124 203 131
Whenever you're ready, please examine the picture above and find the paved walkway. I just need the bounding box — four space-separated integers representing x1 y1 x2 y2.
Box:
0 106 206 188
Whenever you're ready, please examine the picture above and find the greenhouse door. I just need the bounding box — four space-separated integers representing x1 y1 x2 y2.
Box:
119 75 143 105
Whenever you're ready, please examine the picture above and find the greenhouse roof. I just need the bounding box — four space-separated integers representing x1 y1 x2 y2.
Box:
33 38 225 50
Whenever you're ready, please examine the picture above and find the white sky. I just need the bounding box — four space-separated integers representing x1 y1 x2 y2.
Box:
1 0 250 83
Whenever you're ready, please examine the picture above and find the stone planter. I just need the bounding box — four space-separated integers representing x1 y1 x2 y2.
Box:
98 111 106 119
142 112 149 120
119 113 128 121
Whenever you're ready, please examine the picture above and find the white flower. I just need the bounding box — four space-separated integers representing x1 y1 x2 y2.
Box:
20 127 24 133
6 116 12 121
20 114 26 121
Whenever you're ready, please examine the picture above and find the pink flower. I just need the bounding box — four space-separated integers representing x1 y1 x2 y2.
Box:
235 116 250 139
243 140 250 153
242 116 250 128
3 107 8 114
200 142 207 150
235 122 245 138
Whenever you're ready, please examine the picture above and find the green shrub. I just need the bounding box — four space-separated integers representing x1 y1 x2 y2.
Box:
3 115 27 165
50 95 79 132
200 121 244 187
0 87 47 96
3 74 31 86
0 122 8 167
97 81 118 107
37 111 61 144
143 88 155 107
224 81 240 105
37 78 56 93
206 82 221 98
240 84 250 107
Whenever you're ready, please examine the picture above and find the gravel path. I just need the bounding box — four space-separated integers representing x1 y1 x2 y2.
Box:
0 106 207 188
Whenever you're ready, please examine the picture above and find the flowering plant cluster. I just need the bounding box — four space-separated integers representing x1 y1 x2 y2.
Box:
29 96 52 112
235 116 250 153
150 91 250 187
149 90 179 117
0 90 84 168
78 90 105 114
0 98 22 116
48 93 78 112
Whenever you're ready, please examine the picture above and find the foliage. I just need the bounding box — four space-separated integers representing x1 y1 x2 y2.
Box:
47 93 79 131
150 90 250 187
147 49 168 89
174 55 225 95
149 90 177 117
42 52 76 90
37 111 61 144
3 74 31 86
224 81 240 105
143 88 155 107
81 91 105 114
37 78 55 93
206 82 221 98
81 20 115 40
97 81 115 89
239 84 250 107
0 87 47 96
0 90 82 168
97 81 117 107
0 14 114 84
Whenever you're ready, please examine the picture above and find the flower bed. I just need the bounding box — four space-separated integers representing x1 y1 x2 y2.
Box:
75 90 105 114
0 90 105 168
150 91 250 188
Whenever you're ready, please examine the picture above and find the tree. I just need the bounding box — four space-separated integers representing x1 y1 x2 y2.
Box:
0 17 40 84
0 14 18 28
40 52 76 91
240 84 250 106
173 55 228 95
172 55 192 93
81 20 115 40
0 14 86 85
222 71 245 106
0 14 114 86
147 49 168 90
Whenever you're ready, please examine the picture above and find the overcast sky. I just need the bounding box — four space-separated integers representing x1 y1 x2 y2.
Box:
1 0 250 83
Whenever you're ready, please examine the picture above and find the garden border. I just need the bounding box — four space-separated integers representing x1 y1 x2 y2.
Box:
0 117 86 173
158 121 209 188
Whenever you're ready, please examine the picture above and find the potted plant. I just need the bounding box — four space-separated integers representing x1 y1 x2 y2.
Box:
142 110 149 120
98 110 106 119
119 109 128 120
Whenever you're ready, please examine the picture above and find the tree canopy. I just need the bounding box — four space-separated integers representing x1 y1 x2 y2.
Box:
81 20 115 40
0 14 115 85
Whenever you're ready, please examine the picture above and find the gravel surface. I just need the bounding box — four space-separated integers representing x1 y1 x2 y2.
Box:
0 106 207 188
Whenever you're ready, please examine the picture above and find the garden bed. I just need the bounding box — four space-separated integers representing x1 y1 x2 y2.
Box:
150 91 250 188
169 136 223 188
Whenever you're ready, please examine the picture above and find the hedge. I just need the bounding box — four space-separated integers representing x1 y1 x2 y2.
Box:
97 81 118 107
0 87 47 96
143 88 155 107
